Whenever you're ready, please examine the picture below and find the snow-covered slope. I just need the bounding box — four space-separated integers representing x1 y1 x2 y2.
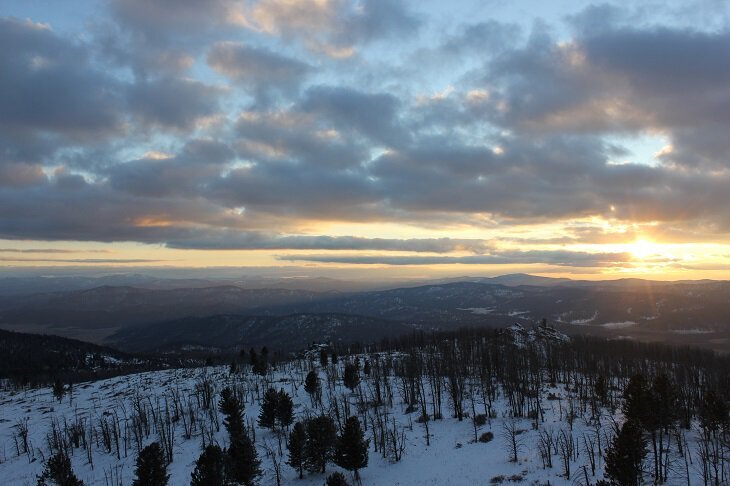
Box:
0 358 704 485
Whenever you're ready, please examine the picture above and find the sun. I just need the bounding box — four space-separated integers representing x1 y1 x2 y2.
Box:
630 239 659 259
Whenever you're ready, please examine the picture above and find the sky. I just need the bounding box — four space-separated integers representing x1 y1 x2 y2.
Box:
1 0 730 280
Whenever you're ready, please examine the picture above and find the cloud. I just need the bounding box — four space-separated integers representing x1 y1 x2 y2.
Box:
0 248 111 254
300 85 407 146
277 249 634 267
3 2 730 261
0 163 47 188
0 17 123 145
478 12 730 169
0 257 169 263
165 233 493 253
238 0 419 57
126 76 223 129
108 139 234 197
207 41 311 102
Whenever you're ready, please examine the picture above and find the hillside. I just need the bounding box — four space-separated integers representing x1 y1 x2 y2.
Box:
0 329 167 386
111 313 413 353
1 277 729 352
0 328 727 485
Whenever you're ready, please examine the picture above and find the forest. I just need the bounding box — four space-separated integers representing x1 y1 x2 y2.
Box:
1 323 729 485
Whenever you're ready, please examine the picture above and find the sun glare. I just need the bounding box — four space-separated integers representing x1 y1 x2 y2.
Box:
630 239 659 259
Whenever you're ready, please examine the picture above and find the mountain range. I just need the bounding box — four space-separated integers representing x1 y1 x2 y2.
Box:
0 273 727 353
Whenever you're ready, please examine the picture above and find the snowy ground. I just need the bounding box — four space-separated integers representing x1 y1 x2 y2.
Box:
0 361 705 485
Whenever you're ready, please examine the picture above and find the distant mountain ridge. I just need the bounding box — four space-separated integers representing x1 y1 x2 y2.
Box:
1 274 729 352
111 313 413 353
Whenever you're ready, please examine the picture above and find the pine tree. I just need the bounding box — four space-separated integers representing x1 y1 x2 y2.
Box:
133 442 169 486
227 432 261 486
287 422 307 479
36 451 84 486
52 378 65 403
605 420 646 486
335 416 369 482
219 388 261 485
699 390 729 432
276 390 294 431
248 348 257 367
343 364 360 392
623 374 650 426
325 472 349 486
304 370 321 404
594 375 608 404
363 360 371 376
258 388 279 430
304 415 337 474
191 445 226 486
219 388 245 441
320 349 328 367
647 374 678 483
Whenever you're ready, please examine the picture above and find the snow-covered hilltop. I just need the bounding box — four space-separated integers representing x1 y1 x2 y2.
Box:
1 326 728 485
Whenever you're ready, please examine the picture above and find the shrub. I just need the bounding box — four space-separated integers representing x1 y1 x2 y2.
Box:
479 431 494 443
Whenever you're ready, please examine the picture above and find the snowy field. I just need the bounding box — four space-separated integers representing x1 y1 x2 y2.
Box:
0 359 706 485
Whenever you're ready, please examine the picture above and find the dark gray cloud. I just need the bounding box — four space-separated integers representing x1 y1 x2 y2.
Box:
0 257 169 263
240 0 419 56
234 110 369 169
0 163 47 188
126 76 222 129
108 139 233 198
278 249 634 267
0 248 110 254
0 17 123 149
480 13 730 168
207 41 311 102
166 233 493 253
300 86 407 146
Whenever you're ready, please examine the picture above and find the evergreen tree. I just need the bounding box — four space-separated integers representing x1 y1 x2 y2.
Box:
325 472 349 486
304 370 321 403
252 357 268 376
258 388 279 430
248 348 258 367
227 432 261 486
190 445 226 486
52 378 65 403
594 375 608 404
36 451 84 486
699 389 729 432
623 374 650 426
363 360 371 376
287 422 307 479
331 352 338 364
335 416 369 482
605 420 646 486
219 388 245 441
320 349 328 367
276 389 294 431
219 388 261 485
133 442 169 486
646 374 678 483
304 415 337 474
343 364 360 392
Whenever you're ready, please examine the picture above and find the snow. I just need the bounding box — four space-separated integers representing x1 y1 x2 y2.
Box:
0 358 704 485
600 321 637 329
456 307 495 315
